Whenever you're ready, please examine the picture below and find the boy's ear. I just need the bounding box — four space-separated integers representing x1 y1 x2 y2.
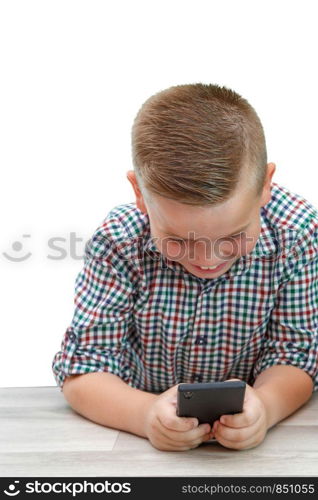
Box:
260 163 276 207
126 170 148 214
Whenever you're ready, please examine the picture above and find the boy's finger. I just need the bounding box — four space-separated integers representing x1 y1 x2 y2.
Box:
214 421 253 443
159 409 199 431
220 408 257 428
219 414 246 428
158 419 211 444
215 430 258 450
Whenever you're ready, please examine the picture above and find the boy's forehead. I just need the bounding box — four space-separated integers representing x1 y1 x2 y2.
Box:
147 188 256 236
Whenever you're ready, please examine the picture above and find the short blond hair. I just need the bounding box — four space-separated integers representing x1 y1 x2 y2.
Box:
131 83 267 206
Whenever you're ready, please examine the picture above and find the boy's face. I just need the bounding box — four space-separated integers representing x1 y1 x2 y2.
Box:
127 163 276 279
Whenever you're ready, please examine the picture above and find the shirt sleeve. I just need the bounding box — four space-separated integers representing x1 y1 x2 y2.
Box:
252 218 318 390
51 230 138 391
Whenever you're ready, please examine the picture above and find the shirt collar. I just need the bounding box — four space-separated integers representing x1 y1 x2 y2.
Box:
247 209 278 260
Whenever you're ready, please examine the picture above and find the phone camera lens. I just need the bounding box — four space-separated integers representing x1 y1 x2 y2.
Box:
183 391 193 399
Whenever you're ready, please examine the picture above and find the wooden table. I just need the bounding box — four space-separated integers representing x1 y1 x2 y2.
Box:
1 387 317 477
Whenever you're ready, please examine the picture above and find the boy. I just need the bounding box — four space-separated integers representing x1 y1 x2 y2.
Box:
52 83 318 451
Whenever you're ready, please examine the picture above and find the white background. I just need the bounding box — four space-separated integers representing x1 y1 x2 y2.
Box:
1 0 317 387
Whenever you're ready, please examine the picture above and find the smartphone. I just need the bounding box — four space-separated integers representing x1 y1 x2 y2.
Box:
176 380 246 425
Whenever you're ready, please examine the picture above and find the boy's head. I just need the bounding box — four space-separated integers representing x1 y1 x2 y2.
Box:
127 83 276 278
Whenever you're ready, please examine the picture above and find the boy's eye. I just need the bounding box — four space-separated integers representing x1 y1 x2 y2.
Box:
219 233 244 243
168 232 243 244
168 238 186 244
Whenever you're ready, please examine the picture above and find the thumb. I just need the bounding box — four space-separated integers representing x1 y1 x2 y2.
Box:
161 384 180 408
164 383 179 397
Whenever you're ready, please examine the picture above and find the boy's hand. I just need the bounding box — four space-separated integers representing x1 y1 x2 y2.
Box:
144 384 212 451
211 379 268 450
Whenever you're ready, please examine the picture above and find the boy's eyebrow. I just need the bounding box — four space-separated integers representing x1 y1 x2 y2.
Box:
166 223 250 241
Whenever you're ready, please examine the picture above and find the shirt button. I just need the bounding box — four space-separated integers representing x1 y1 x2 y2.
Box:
195 335 208 345
192 374 203 382
67 330 76 342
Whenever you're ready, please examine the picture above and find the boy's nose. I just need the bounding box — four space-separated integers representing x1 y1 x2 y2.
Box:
192 240 235 262
218 241 237 257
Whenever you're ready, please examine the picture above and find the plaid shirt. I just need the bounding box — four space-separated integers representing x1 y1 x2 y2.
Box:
52 182 318 393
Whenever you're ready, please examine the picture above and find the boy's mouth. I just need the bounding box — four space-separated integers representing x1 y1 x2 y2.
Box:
191 261 227 274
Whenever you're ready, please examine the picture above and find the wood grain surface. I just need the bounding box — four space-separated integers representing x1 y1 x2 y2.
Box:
1 387 317 477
